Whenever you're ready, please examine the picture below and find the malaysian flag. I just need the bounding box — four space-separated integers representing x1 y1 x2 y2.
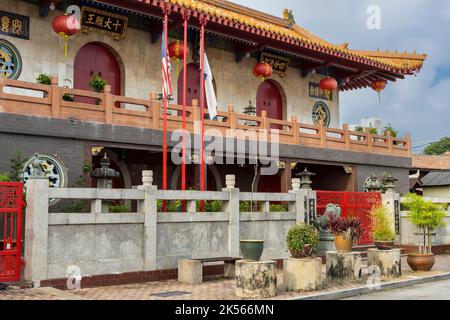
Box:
161 25 173 98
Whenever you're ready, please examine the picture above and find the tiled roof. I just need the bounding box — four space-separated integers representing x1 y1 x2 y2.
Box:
166 0 427 73
412 155 450 171
421 171 450 187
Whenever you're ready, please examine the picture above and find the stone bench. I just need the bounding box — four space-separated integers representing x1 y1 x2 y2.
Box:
178 257 240 284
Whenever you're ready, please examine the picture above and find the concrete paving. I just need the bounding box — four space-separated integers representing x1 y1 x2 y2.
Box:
346 278 450 300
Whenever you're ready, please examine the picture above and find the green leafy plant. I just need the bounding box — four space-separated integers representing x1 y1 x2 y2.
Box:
354 126 364 133
383 124 398 138
89 73 108 93
270 203 288 212
286 222 319 259
424 137 450 155
371 204 396 241
328 214 364 241
368 127 378 135
82 161 92 173
0 173 10 182
109 204 131 213
402 193 447 254
36 73 52 85
7 150 27 182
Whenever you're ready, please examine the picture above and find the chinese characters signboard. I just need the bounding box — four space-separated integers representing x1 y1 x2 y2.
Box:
309 82 333 101
81 7 128 40
260 53 289 75
0 10 30 40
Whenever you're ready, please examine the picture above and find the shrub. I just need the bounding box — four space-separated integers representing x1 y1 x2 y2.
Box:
328 214 364 241
89 73 108 92
109 204 131 213
371 205 396 241
270 203 288 212
286 223 319 259
36 73 52 85
0 173 10 182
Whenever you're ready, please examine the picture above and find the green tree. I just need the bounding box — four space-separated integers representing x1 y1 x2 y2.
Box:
9 150 27 182
424 137 450 155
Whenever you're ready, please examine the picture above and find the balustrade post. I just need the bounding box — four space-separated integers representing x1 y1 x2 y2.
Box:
289 178 306 223
261 110 269 141
104 85 113 125
291 116 299 144
319 120 326 147
365 127 373 152
50 75 61 118
150 92 160 129
223 175 240 258
343 124 350 150
387 131 394 155
140 170 158 271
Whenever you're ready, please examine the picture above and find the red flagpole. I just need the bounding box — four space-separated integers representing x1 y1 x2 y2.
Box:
163 11 169 198
199 20 206 211
182 16 188 193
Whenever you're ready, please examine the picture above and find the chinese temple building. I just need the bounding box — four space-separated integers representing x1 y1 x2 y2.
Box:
0 0 427 194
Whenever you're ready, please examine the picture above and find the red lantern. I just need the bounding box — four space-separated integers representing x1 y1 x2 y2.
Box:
319 77 338 100
371 80 387 102
168 41 189 61
252 62 273 81
52 14 80 57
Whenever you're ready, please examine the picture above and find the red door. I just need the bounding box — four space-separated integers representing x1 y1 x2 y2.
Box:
74 43 121 103
178 63 207 108
257 80 283 126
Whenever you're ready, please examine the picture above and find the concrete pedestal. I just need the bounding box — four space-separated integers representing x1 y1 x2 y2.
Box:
284 258 322 292
235 260 277 298
326 251 362 283
367 248 402 278
317 233 336 256
178 260 202 285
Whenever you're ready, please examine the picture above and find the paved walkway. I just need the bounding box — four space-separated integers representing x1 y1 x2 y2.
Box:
346 278 450 300
1 255 450 300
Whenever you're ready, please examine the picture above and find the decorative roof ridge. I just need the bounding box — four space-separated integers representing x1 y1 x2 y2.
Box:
350 49 427 61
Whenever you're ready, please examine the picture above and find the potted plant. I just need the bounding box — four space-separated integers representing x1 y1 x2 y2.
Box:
403 193 447 271
328 214 364 253
383 124 398 137
36 73 52 85
88 73 107 93
371 204 397 250
284 222 322 291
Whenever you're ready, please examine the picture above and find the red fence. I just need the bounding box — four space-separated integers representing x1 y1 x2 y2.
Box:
0 182 24 283
316 191 382 245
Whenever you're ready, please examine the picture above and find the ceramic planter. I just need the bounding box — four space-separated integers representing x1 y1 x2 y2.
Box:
240 240 264 261
407 253 435 271
374 240 396 251
334 234 353 253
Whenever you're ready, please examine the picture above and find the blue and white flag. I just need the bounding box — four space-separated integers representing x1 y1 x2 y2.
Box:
203 53 218 120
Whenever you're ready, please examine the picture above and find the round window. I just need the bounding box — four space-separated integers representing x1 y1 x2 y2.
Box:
312 101 331 127
0 38 22 79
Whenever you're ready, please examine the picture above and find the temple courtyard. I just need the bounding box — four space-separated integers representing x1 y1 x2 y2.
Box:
1 254 450 301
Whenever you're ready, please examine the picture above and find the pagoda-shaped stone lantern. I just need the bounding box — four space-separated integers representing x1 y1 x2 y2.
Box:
365 173 382 192
296 168 316 190
244 100 257 127
382 173 398 193
91 154 120 212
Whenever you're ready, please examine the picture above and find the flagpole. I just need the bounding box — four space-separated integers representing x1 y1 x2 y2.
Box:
162 10 169 206
182 13 188 193
199 18 206 211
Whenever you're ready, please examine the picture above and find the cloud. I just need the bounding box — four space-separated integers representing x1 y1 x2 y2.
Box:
231 0 450 152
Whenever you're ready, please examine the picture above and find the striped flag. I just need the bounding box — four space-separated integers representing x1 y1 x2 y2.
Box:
161 26 173 98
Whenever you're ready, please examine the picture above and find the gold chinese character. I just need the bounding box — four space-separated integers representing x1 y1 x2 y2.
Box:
1 16 10 33
11 19 22 35
86 14 95 24
104 17 113 30
113 19 122 32
95 16 104 27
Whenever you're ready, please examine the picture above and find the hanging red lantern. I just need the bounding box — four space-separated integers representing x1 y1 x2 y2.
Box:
252 62 273 82
168 40 189 61
52 13 80 57
371 79 387 102
319 77 338 100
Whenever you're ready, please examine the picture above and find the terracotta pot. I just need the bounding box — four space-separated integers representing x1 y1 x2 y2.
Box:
407 253 435 271
240 240 264 261
374 241 396 251
334 235 353 253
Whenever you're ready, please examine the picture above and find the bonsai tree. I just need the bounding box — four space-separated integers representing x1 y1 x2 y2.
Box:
89 73 108 93
371 204 396 241
286 222 319 259
36 73 52 85
403 193 446 255
328 214 364 243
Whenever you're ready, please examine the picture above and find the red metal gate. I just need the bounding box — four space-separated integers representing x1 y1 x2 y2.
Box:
0 182 24 283
316 191 381 245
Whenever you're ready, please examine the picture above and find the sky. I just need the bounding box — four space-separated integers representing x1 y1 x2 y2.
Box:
231 0 450 153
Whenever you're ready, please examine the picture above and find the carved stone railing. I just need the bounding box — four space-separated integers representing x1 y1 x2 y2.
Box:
0 77 411 157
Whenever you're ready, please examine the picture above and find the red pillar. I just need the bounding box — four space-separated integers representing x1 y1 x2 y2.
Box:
199 16 207 210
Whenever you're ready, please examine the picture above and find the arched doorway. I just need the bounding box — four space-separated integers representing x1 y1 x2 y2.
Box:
256 80 283 127
178 63 207 108
74 43 122 103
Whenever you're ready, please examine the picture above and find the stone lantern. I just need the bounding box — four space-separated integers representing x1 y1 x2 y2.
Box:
296 168 316 190
91 154 120 189
364 173 382 192
244 100 257 126
382 173 398 193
